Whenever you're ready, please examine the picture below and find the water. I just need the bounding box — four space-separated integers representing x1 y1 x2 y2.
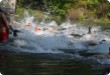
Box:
0 12 110 74
0 54 105 75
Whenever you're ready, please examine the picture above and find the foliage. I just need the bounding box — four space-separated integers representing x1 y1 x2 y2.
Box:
16 0 110 24
42 0 75 16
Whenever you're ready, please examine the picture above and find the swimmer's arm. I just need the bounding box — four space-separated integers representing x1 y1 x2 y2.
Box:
1 13 9 28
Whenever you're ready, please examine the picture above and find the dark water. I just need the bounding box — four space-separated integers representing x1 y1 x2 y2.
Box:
0 52 106 75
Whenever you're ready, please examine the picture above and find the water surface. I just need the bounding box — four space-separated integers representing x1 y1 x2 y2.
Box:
0 53 106 75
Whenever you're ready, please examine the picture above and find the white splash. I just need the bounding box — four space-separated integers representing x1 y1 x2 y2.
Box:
7 12 110 54
108 0 110 3
0 0 2 2
0 72 3 75
108 72 110 75
9 19 110 54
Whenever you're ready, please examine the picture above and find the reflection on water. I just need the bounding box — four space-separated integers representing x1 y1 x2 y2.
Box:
0 54 105 75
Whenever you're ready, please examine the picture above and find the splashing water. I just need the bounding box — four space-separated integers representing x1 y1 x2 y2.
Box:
108 0 110 3
1 12 110 65
0 72 2 75
0 0 2 2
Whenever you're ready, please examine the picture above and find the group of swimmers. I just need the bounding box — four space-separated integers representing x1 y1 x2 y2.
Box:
23 23 56 33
